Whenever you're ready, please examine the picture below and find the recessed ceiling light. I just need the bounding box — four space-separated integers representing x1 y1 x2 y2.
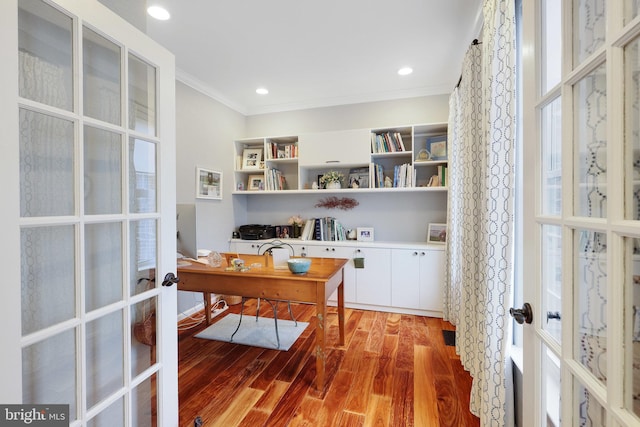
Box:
398 67 413 76
147 5 170 20
256 88 269 95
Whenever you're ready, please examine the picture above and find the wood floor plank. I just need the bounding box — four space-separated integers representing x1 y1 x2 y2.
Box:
314 369 354 427
434 375 465 427
287 395 323 427
385 312 402 335
210 387 263 427
365 311 388 354
414 345 440 427
264 355 317 425
252 380 290 412
344 352 377 414
364 394 392 427
390 369 414 427
341 329 369 373
372 334 399 397
338 411 366 427
177 302 479 427
396 315 415 371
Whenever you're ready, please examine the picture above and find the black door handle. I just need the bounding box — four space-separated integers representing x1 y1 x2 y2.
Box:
162 272 179 287
509 303 533 324
546 311 561 322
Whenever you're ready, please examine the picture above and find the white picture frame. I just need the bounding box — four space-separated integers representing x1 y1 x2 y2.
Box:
427 223 447 244
196 167 222 200
248 174 264 191
242 148 263 170
357 227 374 242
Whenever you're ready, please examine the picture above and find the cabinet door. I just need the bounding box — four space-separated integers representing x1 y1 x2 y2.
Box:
355 247 391 306
391 249 421 309
298 129 371 166
228 241 262 254
419 249 445 312
306 245 357 303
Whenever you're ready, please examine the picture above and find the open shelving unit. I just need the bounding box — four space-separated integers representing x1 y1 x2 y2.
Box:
232 123 448 194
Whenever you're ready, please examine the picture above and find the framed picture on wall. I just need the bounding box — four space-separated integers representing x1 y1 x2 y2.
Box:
196 167 222 200
427 223 447 244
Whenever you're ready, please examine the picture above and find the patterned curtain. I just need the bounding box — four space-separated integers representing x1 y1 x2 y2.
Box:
444 0 516 425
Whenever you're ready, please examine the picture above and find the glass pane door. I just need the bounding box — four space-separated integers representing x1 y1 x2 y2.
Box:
2 0 178 425
523 0 640 425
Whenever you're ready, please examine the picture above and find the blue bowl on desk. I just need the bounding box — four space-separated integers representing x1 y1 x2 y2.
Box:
288 258 311 274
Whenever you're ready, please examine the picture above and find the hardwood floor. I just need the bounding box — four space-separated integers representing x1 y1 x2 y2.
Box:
177 300 480 427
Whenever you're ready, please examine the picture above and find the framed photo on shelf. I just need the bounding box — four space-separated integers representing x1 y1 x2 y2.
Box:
242 148 263 170
248 174 264 191
426 135 447 160
427 223 447 244
196 167 222 200
357 227 374 242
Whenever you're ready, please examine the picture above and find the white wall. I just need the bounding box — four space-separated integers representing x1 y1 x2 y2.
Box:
175 81 246 313
246 95 449 136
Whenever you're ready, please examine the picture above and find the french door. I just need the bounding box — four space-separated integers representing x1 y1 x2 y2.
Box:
0 0 178 425
523 0 640 425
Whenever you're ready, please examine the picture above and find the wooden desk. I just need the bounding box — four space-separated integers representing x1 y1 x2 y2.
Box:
177 254 347 390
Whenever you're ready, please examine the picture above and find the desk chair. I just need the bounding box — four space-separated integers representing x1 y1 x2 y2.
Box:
230 241 297 348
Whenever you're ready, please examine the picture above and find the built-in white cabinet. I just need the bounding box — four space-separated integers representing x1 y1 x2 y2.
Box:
391 248 445 313
298 129 371 166
353 246 392 307
226 239 444 317
305 244 357 303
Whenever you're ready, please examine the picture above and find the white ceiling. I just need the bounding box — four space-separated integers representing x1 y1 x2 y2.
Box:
102 0 483 116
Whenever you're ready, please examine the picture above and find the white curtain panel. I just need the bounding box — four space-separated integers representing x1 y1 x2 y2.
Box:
444 0 516 425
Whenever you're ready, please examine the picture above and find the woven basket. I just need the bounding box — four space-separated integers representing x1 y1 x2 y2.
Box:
133 309 156 346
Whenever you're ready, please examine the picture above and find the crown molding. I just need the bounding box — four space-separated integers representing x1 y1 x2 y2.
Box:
175 69 248 115
176 69 451 117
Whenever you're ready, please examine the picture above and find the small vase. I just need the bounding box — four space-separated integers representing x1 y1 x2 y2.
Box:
326 181 341 190
293 224 301 238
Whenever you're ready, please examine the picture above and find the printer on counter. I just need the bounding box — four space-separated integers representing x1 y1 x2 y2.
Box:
237 224 276 240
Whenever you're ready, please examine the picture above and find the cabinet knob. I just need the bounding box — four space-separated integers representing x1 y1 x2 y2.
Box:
413 251 418 256
332 248 335 252
356 249 361 253
420 251 425 256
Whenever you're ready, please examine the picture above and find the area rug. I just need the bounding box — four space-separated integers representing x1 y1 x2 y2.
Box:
195 313 308 351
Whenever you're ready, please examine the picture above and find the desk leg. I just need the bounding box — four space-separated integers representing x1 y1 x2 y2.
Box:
338 275 345 346
203 292 212 325
315 287 326 391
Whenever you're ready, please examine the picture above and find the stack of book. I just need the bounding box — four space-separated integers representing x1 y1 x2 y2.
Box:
393 163 413 187
265 168 288 190
266 142 298 159
300 217 348 241
370 132 406 153
371 163 385 188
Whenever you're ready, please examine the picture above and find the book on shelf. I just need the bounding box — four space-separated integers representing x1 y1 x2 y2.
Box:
301 217 347 241
370 132 406 153
392 163 412 188
266 142 298 160
266 168 288 190
437 164 447 187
